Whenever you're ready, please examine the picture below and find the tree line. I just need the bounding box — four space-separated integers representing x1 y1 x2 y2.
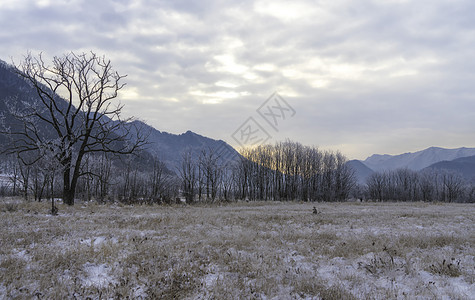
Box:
177 141 356 203
0 140 356 203
2 142 475 204
233 142 355 201
365 168 474 203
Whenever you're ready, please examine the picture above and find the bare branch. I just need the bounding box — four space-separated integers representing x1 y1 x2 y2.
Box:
3 51 146 205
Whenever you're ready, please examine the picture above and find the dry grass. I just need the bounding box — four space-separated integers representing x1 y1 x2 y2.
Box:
0 198 474 299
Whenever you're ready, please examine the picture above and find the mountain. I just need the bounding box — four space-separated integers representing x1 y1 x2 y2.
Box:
0 59 39 140
363 147 475 171
346 160 374 184
128 120 240 172
424 155 475 181
0 59 240 173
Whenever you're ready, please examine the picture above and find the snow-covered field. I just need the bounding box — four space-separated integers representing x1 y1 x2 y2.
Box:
0 199 473 299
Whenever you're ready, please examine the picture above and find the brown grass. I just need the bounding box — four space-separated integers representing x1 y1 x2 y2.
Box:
0 198 474 299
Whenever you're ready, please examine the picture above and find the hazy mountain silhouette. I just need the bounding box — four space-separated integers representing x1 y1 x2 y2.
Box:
0 59 38 140
125 120 240 172
424 155 475 181
346 160 374 184
363 147 475 171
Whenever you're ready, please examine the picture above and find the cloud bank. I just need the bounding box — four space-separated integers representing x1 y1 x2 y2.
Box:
1 0 475 159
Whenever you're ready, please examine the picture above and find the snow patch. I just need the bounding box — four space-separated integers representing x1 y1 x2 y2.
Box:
12 249 32 262
203 273 219 288
82 263 117 287
132 284 148 298
80 236 117 247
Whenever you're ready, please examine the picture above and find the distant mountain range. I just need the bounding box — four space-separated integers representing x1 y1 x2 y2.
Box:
363 146 475 171
348 147 475 184
424 155 475 181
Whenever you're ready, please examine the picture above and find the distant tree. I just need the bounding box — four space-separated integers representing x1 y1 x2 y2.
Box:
30 164 48 202
220 167 235 201
366 172 385 201
466 184 475 203
199 147 222 201
321 151 336 201
3 52 147 205
441 171 465 203
333 151 355 201
93 154 114 202
149 157 170 203
178 150 197 203
6 157 20 196
39 143 63 214
418 170 435 202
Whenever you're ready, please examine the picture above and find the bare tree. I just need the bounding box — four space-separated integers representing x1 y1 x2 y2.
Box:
418 170 435 202
39 144 63 214
3 52 147 205
93 154 113 202
30 164 48 202
149 157 170 203
366 172 385 201
442 172 464 203
178 150 197 204
199 147 222 201
221 167 235 201
15 156 31 201
333 151 355 201
6 157 20 196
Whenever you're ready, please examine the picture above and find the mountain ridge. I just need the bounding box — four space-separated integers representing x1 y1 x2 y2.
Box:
424 155 475 182
129 120 240 171
363 146 475 171
0 59 240 173
346 160 374 184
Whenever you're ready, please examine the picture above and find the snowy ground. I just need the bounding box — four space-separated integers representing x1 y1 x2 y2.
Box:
0 199 474 299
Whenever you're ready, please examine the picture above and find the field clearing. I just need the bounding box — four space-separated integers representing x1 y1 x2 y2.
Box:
0 199 474 299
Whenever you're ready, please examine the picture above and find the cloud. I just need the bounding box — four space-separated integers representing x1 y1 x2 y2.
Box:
1 0 475 159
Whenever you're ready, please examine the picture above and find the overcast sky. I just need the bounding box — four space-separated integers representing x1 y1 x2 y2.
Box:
1 0 475 159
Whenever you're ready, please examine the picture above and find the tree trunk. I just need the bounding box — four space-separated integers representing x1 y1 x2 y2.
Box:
63 188 75 206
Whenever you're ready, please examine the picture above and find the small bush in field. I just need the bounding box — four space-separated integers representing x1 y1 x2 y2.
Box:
1 202 19 213
428 258 462 277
